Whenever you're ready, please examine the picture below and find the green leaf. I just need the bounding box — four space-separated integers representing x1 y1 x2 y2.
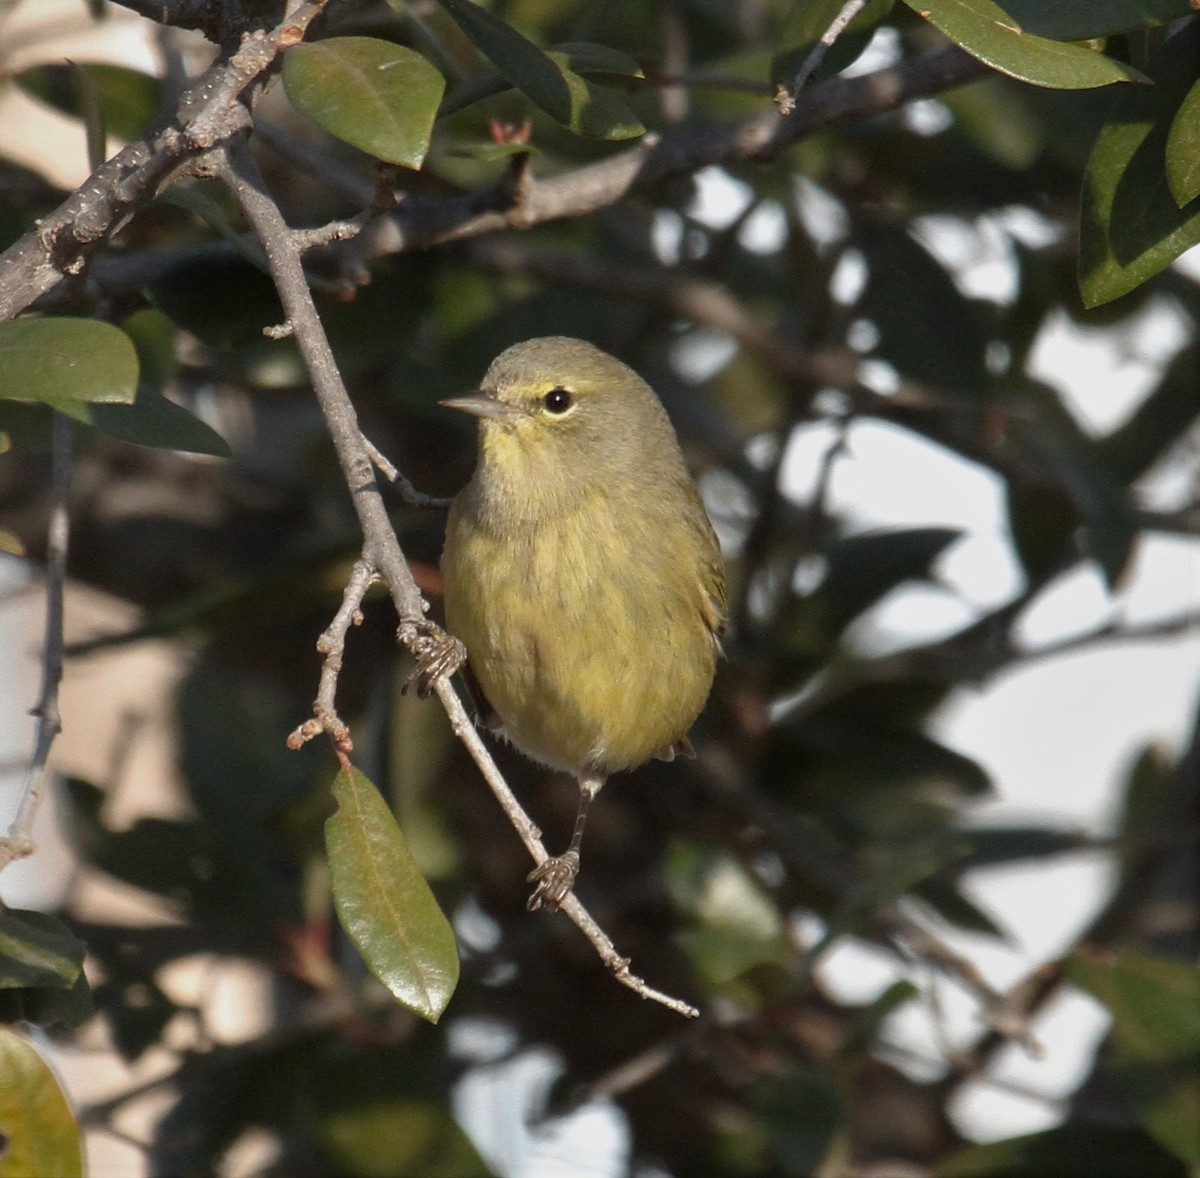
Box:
857 219 990 392
1000 0 1197 39
1005 380 1138 586
818 527 963 636
439 40 643 118
0 318 138 408
0 909 86 992
326 767 459 1023
14 62 163 143
1166 77 1200 207
667 841 788 988
0 1029 84 1178
1098 345 1200 483
1080 22 1200 306
317 1097 492 1177
1138 1065 1200 1168
773 0 896 87
146 255 285 349
938 1123 1189 1177
283 37 446 167
900 0 1146 89
68 60 107 171
1112 745 1175 876
82 388 231 457
1066 947 1200 1063
434 0 643 139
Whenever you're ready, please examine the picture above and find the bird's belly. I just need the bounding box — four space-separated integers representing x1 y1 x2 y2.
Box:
445 516 713 777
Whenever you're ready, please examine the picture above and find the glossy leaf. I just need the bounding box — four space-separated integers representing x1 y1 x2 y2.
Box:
326 767 459 1023
283 37 445 167
900 0 1145 90
1166 77 1200 207
1001 0 1196 39
0 318 138 408
434 0 643 139
1080 22 1200 306
0 1029 84 1178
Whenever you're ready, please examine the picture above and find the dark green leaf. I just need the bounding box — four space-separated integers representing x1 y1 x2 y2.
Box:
0 318 138 407
0 1029 84 1178
316 1097 492 1177
439 40 642 117
841 979 919 1055
1113 745 1175 875
667 841 788 989
752 1068 842 1176
94 976 178 1063
0 970 93 1029
858 219 990 392
69 60 107 171
146 255 285 349
1166 77 1200 207
1005 380 1138 585
773 0 896 87
900 0 1146 89
283 37 445 167
938 1123 1188 1177
14 62 163 142
434 0 643 139
326 767 459 1023
944 824 1088 869
83 387 231 457
1001 0 1197 39
915 878 1008 937
1080 22 1200 306
1067 947 1200 1062
1097 345 1200 483
1137 1064 1200 1167
0 909 86 992
819 527 963 636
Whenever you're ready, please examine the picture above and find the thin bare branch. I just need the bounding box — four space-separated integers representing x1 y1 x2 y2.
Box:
0 414 72 872
218 135 699 1018
779 0 872 113
0 1 332 321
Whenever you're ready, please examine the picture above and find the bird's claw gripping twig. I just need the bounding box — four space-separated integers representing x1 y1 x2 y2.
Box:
527 850 581 912
403 622 467 698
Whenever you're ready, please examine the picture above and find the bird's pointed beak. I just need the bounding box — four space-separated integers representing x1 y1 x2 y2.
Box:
440 391 519 420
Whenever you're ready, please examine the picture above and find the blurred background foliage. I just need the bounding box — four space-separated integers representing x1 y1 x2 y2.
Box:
0 0 1198 1174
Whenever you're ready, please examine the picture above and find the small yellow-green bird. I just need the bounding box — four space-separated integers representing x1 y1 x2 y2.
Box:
440 337 727 912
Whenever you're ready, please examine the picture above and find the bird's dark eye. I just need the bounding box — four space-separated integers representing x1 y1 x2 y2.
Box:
543 387 573 414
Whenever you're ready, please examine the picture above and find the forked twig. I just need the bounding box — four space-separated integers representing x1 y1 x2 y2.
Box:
219 136 699 1018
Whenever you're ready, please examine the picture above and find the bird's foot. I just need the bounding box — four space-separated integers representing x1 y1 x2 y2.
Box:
402 622 467 698
526 850 581 912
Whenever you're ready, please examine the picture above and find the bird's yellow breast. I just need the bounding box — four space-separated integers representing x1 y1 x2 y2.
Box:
443 491 719 778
